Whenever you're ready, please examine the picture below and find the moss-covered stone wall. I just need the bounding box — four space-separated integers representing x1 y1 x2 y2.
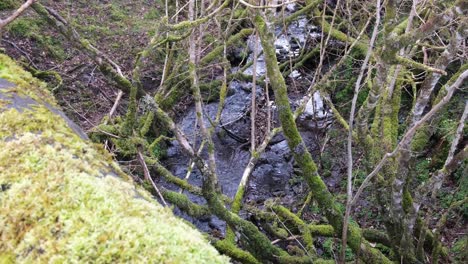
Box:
0 54 228 263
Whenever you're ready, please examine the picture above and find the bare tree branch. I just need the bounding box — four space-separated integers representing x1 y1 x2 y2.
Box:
341 0 381 261
351 68 468 207
0 0 36 30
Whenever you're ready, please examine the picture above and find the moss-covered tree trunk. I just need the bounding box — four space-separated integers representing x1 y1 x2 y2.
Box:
253 12 392 264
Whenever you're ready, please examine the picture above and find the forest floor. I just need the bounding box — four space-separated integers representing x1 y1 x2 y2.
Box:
1 0 163 131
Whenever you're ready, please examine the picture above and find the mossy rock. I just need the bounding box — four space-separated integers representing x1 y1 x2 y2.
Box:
0 54 228 263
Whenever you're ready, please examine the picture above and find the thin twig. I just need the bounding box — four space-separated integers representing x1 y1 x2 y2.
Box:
137 150 168 207
1 39 39 68
251 30 259 152
108 90 123 119
340 0 381 261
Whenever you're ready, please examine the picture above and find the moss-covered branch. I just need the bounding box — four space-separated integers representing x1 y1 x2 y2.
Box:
213 239 261 264
165 0 231 31
31 3 143 98
161 188 211 218
200 28 254 66
254 12 392 264
271 205 315 254
281 0 321 25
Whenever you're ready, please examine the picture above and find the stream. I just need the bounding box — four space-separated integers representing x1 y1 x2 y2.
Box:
161 6 337 233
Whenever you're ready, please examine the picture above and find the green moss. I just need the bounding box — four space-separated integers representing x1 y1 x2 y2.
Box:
89 123 121 142
362 229 391 246
6 18 66 61
6 17 42 37
0 108 227 262
283 0 321 24
308 225 335 236
272 205 315 253
271 225 289 238
120 84 138 136
213 240 260 264
402 188 413 214
231 185 245 213
203 188 288 261
113 136 148 156
313 10 368 55
147 158 203 196
161 189 210 218
0 54 56 106
200 28 254 66
0 56 229 263
227 184 246 243
410 126 430 152
79 24 114 37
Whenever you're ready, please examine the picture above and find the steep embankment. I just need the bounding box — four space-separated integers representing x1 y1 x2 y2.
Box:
0 54 228 263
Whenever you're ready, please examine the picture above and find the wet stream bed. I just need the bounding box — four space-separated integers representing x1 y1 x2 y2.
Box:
159 7 346 235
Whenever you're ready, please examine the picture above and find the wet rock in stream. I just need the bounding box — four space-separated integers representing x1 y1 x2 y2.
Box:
161 86 329 233
160 13 337 234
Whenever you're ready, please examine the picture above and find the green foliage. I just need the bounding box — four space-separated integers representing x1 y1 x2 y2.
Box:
144 8 161 20
335 198 346 213
374 244 392 256
38 36 67 60
150 141 166 159
434 98 466 146
288 173 304 185
0 0 16 10
415 158 431 183
452 236 468 263
109 5 127 21
356 207 376 219
439 160 467 216
320 152 332 178
309 204 321 214
354 169 367 186
454 161 468 217
436 118 458 142
322 238 354 261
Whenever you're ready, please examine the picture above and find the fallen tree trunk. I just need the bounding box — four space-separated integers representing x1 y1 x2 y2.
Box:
0 54 228 263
